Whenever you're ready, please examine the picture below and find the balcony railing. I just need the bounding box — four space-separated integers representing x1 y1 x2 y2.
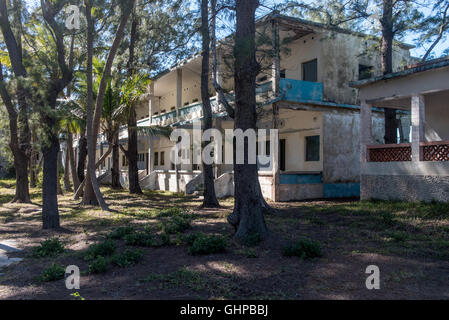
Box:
421 141 449 161
367 141 449 162
279 78 323 102
367 143 412 162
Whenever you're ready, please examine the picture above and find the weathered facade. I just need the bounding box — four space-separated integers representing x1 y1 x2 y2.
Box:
351 57 449 202
95 12 414 201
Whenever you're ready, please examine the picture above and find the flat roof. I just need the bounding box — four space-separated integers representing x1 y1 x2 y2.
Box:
350 56 449 88
152 11 414 82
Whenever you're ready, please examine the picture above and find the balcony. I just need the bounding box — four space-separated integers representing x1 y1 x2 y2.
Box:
131 78 324 131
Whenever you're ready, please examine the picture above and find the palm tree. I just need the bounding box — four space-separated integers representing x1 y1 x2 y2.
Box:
114 72 151 194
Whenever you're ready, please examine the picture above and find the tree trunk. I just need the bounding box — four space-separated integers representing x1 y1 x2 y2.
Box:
77 133 87 184
0 1 31 203
84 0 135 209
67 132 80 191
227 0 269 241
29 128 37 188
127 108 143 194
57 150 63 195
63 141 72 192
381 0 397 144
42 133 60 229
200 0 219 208
111 129 122 189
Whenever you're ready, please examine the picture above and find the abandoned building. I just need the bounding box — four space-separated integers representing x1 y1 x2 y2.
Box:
351 57 449 202
94 12 415 201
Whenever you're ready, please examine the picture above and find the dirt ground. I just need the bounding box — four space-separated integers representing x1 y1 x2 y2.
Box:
0 180 448 300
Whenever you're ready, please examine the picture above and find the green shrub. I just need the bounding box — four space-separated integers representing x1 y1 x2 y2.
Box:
84 239 116 261
32 238 65 258
38 263 65 282
111 249 143 267
282 239 322 260
108 226 136 240
187 232 227 255
88 256 108 274
161 215 191 234
124 232 156 247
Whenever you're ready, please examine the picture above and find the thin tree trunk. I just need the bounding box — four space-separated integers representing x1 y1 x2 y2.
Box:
75 147 112 200
42 137 60 229
126 10 142 195
200 0 219 208
127 109 143 194
67 132 80 191
0 1 31 203
57 150 63 195
381 0 397 144
111 129 122 189
29 128 37 188
84 0 135 208
227 0 269 241
63 141 72 192
77 133 87 184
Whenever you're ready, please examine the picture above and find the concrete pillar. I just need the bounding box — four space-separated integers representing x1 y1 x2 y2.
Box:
176 69 182 118
360 99 372 163
271 19 280 97
148 83 155 173
411 94 425 162
271 102 280 202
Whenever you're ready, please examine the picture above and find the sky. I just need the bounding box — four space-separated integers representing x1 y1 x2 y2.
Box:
24 0 449 59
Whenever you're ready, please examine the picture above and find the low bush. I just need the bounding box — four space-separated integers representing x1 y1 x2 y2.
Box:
111 249 143 267
88 256 108 274
124 232 155 247
38 263 65 282
84 239 116 261
108 226 136 240
187 232 227 255
160 215 191 234
282 239 322 260
32 238 65 258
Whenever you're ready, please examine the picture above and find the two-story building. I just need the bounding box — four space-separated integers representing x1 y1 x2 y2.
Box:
97 12 414 201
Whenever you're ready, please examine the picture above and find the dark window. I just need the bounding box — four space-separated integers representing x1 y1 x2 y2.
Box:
160 151 165 166
257 75 268 82
302 59 318 82
154 152 159 166
280 139 286 171
171 106 176 111
305 136 320 162
359 64 373 80
280 69 286 79
192 98 199 103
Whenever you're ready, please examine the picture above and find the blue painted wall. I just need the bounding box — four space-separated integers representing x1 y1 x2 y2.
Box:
280 78 323 102
323 183 360 198
280 173 323 185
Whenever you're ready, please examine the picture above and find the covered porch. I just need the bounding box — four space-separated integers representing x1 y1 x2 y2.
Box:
353 58 449 202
